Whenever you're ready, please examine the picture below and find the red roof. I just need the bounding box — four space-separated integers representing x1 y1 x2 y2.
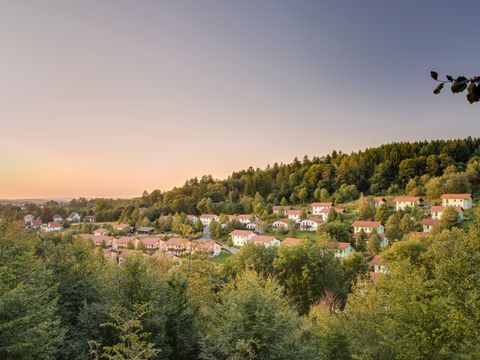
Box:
369 255 386 266
117 236 136 245
195 240 217 251
237 214 253 220
352 220 381 228
319 207 331 214
200 214 218 219
48 221 61 228
421 218 439 226
334 207 345 213
282 237 302 246
394 196 422 202
274 218 290 224
369 271 382 282
287 210 302 216
441 193 471 199
337 242 351 251
251 235 277 244
32 219 43 226
141 237 163 246
311 202 333 207
273 206 290 210
303 216 323 223
165 237 187 246
229 229 254 236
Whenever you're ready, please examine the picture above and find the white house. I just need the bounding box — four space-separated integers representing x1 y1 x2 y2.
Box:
351 221 384 235
441 194 473 209
272 206 290 215
229 229 255 246
311 202 334 215
66 212 81 222
53 214 63 222
394 196 423 211
237 214 256 225
430 206 463 220
250 235 281 247
46 221 62 232
187 215 199 223
287 209 303 223
272 218 290 230
194 240 222 257
300 217 323 232
373 197 387 208
199 214 219 226
335 242 354 258
23 214 35 225
369 255 388 273
421 218 438 233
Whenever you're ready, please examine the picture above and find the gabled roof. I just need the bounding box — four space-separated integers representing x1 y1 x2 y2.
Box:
141 237 163 246
195 240 217 251
117 236 137 245
337 242 352 251
251 235 278 244
287 209 302 216
394 196 423 202
421 218 439 226
302 216 323 223
282 237 302 246
200 214 218 219
441 193 471 199
352 220 381 228
369 255 386 266
48 221 61 227
229 229 254 236
237 214 254 220
430 205 463 213
32 219 43 226
165 237 187 246
274 218 290 224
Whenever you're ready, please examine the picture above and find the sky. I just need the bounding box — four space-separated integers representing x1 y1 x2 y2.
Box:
1 0 479 199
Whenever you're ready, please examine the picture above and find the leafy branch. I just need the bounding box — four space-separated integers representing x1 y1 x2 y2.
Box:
430 71 480 104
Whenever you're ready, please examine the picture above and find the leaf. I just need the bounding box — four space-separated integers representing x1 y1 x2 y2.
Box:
446 75 454 82
451 77 469 93
433 83 444 94
430 71 438 80
467 83 480 103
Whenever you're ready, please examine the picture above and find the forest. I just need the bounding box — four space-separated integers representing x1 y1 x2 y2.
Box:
2 208 480 359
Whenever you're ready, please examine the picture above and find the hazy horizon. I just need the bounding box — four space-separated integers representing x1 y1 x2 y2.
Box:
2 1 479 199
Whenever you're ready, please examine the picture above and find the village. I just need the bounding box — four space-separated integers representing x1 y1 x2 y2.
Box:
15 192 474 281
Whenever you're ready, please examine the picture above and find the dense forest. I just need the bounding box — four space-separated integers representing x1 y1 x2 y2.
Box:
2 138 479 226
2 208 480 359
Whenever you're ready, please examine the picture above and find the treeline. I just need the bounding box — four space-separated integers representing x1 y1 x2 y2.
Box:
3 138 480 225
2 210 480 359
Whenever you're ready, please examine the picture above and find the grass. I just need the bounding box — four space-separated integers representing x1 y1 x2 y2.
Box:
210 250 231 264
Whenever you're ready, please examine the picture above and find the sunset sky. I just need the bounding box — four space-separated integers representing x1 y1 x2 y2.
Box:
1 0 479 199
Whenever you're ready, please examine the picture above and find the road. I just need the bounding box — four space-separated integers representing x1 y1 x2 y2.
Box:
201 226 239 254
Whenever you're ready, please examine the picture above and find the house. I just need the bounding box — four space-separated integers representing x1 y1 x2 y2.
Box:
46 221 62 232
31 219 43 229
140 237 165 251
272 206 290 215
229 229 255 246
352 221 384 235
250 235 281 247
421 218 438 233
237 214 256 225
369 255 388 273
199 214 219 226
441 194 473 209
430 206 463 220
311 202 334 215
66 212 81 222
272 218 290 230
79 234 115 247
336 242 354 258
394 196 423 211
135 226 155 235
187 215 199 223
53 214 63 222
23 214 35 225
282 237 303 246
194 240 222 257
114 236 138 250
165 237 189 255
84 215 96 223
300 217 323 232
373 197 387 207
287 209 303 223
114 223 132 232
94 228 109 236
